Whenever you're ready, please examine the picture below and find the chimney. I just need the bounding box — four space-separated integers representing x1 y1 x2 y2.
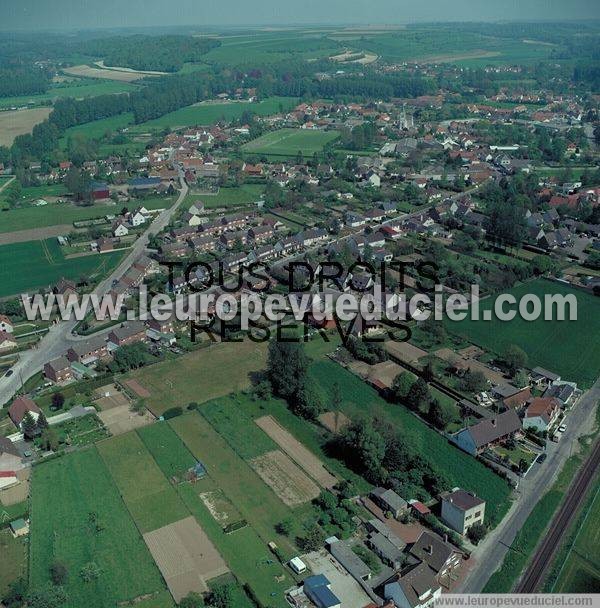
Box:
444 534 448 543
491 418 497 427
425 545 433 555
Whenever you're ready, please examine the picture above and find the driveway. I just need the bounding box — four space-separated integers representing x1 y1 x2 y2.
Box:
459 376 600 592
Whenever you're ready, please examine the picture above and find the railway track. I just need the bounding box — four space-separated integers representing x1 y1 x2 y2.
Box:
516 437 600 592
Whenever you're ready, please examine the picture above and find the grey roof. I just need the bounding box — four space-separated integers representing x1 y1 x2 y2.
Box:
463 409 522 449
368 532 405 564
46 356 71 372
493 383 521 399
410 531 457 573
329 540 372 580
110 321 146 341
544 383 575 403
367 519 406 551
371 487 408 512
441 489 485 512
70 336 107 356
531 367 561 382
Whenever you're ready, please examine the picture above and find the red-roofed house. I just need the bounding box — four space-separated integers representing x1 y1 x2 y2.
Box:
523 397 561 432
0 314 13 333
0 331 17 351
8 396 41 429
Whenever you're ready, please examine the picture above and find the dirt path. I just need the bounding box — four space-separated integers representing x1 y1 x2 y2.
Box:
0 176 15 194
0 224 74 245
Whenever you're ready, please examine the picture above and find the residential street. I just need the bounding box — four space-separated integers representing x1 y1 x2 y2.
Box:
0 174 189 408
459 376 600 592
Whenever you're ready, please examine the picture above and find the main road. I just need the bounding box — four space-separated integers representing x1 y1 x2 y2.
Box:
458 376 600 592
0 173 189 408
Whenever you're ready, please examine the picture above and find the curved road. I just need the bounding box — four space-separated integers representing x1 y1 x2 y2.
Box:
0 173 188 408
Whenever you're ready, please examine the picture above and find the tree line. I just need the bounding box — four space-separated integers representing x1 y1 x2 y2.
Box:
0 65 50 98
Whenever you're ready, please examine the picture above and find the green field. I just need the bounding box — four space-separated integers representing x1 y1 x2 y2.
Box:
309 358 512 525
58 113 135 149
97 432 189 534
125 339 268 415
131 97 298 132
201 397 278 460
0 80 138 110
29 447 173 608
189 184 265 209
445 279 600 387
0 203 111 233
0 239 125 297
137 422 197 479
242 128 341 157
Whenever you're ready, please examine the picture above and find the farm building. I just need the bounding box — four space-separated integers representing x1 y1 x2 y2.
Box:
303 575 341 608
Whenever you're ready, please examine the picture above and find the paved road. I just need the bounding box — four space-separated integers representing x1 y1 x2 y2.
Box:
459 376 600 592
0 174 189 408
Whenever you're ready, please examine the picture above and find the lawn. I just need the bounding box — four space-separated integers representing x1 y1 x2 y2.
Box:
0 529 26 598
189 184 265 209
200 397 278 460
58 112 135 148
0 239 125 297
29 447 172 608
309 358 512 526
131 97 298 132
97 432 189 533
137 422 197 479
241 128 341 158
124 339 268 416
444 279 600 388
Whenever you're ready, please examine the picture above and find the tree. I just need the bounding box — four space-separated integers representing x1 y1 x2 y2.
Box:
26 584 67 608
65 167 92 203
391 372 414 402
40 428 59 451
267 341 310 401
51 392 65 410
179 592 204 608
6 181 22 208
209 584 233 608
3 577 27 608
512 369 529 388
276 518 294 536
80 562 101 583
337 419 386 482
427 399 454 430
21 411 38 440
460 369 487 393
467 522 487 545
503 344 528 375
298 526 325 552
50 561 68 586
37 411 49 431
406 378 431 410
292 381 324 420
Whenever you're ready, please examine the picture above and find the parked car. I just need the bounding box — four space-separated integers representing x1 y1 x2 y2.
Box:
537 453 547 463
558 424 567 433
4 369 13 377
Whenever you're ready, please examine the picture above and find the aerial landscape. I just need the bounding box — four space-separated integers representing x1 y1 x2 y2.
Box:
0 1 599 607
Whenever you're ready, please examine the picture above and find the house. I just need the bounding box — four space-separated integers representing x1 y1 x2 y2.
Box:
128 177 161 192
327 538 372 582
544 382 577 408
248 225 274 243
0 331 17 351
0 314 14 333
96 237 116 253
9 518 29 537
133 255 159 276
384 562 442 608
440 488 486 535
160 242 189 258
523 397 561 432
0 437 22 471
300 228 328 246
53 277 77 301
367 532 405 569
189 235 217 253
66 337 109 365
0 471 18 490
112 220 129 237
409 531 462 579
302 575 341 608
44 356 73 384
183 212 204 227
451 409 522 455
8 396 41 429
370 487 407 518
147 317 175 335
108 322 148 348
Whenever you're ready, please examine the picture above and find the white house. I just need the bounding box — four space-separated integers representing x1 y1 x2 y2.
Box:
112 221 129 237
440 488 485 535
128 211 146 227
0 314 13 333
385 562 442 608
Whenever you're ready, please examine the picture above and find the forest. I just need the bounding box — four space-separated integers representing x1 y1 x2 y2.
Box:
0 66 51 98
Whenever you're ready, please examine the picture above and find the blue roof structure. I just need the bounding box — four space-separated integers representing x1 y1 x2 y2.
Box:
304 575 340 608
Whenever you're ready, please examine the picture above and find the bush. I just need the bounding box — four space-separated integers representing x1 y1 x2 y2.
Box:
162 406 183 420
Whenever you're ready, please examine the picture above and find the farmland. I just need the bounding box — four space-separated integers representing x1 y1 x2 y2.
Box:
131 97 298 133
0 107 52 146
242 128 341 157
62 64 159 82
0 530 26 598
0 203 113 233
29 447 172 608
97 432 189 534
444 279 600 388
0 239 125 297
124 339 268 415
0 79 139 110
